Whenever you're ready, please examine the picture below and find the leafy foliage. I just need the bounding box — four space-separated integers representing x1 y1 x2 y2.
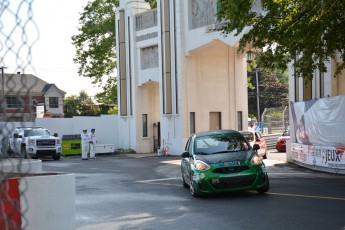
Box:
108 106 118 114
145 0 157 8
72 0 118 106
248 68 288 119
72 0 156 105
64 91 100 117
217 0 345 81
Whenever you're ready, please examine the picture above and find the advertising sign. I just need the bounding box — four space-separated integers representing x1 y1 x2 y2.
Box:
292 143 345 169
36 105 44 118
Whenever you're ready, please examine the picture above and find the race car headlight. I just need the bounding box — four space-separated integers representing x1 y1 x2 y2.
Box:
195 160 210 171
28 139 35 145
251 154 262 165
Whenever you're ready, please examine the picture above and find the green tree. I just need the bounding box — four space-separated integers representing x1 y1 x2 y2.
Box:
248 68 288 120
247 53 288 120
108 106 118 114
145 0 157 8
64 95 80 118
72 0 156 105
63 91 100 117
217 0 345 81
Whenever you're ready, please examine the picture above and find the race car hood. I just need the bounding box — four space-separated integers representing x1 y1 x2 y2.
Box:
194 150 254 164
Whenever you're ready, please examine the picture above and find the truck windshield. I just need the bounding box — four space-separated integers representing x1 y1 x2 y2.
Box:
24 129 51 137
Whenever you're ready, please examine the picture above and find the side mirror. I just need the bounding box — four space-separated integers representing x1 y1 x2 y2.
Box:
181 151 191 158
54 133 58 137
13 133 19 138
253 144 260 151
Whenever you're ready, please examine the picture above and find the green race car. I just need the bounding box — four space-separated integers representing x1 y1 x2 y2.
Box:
181 130 269 197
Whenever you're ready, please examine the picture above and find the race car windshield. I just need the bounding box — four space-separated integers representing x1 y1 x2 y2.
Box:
194 134 250 155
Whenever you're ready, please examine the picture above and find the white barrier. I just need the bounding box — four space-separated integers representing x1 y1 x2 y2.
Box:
291 143 345 174
1 159 42 173
96 144 115 154
2 159 75 230
19 173 75 230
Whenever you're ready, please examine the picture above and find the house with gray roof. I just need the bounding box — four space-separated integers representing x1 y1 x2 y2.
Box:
1 72 66 121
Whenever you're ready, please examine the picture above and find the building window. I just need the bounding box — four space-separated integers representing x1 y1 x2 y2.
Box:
6 96 23 108
209 112 221 130
142 114 148 137
49 97 59 108
190 112 195 135
237 111 243 131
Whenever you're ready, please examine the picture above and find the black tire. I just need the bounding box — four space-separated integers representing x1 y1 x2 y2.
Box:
263 148 268 159
7 146 13 155
189 175 199 197
257 175 270 194
182 176 189 188
21 146 28 159
53 155 60 160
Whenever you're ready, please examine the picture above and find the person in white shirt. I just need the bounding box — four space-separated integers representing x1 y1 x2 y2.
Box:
89 128 97 159
81 129 91 160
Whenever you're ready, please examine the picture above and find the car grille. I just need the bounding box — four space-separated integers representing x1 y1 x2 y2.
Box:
211 175 257 190
36 139 56 147
213 166 249 174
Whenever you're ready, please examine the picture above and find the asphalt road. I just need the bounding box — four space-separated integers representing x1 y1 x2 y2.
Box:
42 150 345 230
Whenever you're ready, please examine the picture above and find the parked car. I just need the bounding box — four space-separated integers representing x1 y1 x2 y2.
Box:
276 129 290 152
8 127 62 160
181 130 269 197
240 130 267 159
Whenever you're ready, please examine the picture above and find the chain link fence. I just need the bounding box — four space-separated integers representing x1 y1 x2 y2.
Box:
261 106 289 134
1 1 37 229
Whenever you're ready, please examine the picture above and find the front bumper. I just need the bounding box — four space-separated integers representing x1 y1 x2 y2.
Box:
276 142 286 151
192 164 268 194
26 146 62 157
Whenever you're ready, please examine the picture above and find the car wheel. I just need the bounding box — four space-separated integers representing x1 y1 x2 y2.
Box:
182 176 189 188
263 148 267 159
21 147 27 159
7 145 13 155
189 175 199 197
53 155 60 160
257 175 269 194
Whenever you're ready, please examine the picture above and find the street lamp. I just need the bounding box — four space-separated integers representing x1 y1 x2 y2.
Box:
246 51 261 124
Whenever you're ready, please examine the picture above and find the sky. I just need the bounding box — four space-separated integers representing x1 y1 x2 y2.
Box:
0 0 105 97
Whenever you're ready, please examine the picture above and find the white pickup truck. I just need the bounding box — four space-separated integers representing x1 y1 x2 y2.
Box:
8 127 62 160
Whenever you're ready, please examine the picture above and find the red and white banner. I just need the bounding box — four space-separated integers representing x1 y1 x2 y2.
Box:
292 143 345 169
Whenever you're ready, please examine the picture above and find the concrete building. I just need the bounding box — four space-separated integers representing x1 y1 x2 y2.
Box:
115 0 249 155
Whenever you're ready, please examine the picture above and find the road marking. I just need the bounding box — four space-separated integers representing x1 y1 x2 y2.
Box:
138 181 182 187
268 192 345 201
268 172 311 175
135 178 181 187
135 177 179 183
89 167 120 172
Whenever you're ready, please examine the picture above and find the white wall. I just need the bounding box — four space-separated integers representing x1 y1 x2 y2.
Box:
0 115 120 149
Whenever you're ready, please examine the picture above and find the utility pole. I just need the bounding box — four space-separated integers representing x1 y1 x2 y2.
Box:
255 69 260 123
0 66 7 118
246 50 261 124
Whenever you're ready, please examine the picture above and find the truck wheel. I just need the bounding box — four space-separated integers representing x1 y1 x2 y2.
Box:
21 147 28 159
